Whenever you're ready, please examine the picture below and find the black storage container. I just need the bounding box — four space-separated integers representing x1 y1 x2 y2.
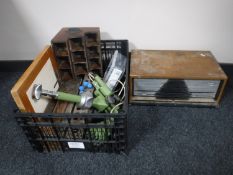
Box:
15 40 129 153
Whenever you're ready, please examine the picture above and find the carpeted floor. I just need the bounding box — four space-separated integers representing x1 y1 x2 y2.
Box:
0 65 233 175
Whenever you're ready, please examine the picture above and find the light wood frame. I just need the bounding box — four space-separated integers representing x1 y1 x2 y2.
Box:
11 46 58 112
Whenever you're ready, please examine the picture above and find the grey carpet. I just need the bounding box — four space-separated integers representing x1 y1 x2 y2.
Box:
0 66 233 175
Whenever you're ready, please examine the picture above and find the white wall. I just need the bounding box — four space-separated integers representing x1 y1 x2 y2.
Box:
0 0 233 63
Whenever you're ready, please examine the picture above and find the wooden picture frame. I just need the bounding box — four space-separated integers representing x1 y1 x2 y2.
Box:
11 46 59 112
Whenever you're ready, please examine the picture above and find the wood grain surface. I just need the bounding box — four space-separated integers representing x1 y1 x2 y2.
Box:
130 50 228 106
130 50 227 80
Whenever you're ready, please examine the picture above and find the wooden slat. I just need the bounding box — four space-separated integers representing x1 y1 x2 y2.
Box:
216 79 228 104
53 101 68 113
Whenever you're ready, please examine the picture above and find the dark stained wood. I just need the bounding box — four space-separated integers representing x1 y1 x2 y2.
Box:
52 27 100 43
216 79 228 104
51 27 103 81
53 101 68 113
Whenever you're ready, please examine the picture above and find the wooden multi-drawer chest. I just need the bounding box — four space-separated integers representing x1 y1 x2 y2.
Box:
130 50 228 107
51 27 102 81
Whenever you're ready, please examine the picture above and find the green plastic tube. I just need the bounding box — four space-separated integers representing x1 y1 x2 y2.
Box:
57 92 81 103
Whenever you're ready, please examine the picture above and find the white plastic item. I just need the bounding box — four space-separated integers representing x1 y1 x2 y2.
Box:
104 50 126 90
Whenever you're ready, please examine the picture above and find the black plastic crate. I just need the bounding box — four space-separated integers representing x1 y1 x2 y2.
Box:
15 40 129 153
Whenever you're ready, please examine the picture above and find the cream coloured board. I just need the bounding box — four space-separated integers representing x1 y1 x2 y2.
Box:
26 58 59 113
